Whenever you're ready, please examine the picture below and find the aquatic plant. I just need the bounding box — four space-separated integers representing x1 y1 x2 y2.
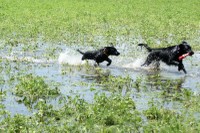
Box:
14 74 60 108
97 75 133 92
0 93 142 132
143 103 199 132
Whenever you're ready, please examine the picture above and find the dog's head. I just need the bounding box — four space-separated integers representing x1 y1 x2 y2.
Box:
178 41 194 56
103 46 120 56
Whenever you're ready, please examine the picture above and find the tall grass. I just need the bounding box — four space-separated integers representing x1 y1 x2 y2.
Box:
1 0 200 48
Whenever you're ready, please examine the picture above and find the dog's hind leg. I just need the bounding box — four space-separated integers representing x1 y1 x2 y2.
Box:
141 59 152 66
81 56 85 60
141 54 155 66
155 61 160 68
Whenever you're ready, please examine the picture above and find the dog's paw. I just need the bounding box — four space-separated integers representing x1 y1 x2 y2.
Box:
107 63 111 66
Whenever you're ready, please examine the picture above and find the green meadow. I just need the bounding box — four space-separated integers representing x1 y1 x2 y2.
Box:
1 0 200 48
1 0 200 132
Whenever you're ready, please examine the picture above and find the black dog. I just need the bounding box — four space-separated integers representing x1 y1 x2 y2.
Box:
138 41 194 74
77 46 120 66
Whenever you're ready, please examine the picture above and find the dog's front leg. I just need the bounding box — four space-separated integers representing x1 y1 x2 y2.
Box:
106 58 112 66
178 62 187 74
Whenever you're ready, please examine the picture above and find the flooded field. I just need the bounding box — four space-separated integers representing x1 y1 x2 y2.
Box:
1 40 199 116
1 0 200 131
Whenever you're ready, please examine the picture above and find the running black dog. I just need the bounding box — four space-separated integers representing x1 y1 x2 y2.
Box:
138 41 194 74
77 46 120 66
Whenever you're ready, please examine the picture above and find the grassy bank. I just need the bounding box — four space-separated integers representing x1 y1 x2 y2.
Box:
0 0 200 48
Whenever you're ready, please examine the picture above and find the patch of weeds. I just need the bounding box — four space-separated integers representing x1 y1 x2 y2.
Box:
0 103 10 132
0 77 6 100
60 64 80 75
14 74 60 108
133 76 143 92
97 75 133 92
145 74 187 96
159 80 192 101
0 93 142 132
0 90 6 101
142 100 200 132
92 93 139 122
182 92 200 113
169 88 192 101
0 59 3 71
60 61 98 76
33 99 61 124
0 114 31 133
144 74 161 90
58 93 142 132
144 102 177 121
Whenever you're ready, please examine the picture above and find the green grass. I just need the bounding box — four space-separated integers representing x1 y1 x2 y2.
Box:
0 0 200 48
14 74 60 109
0 93 142 132
1 90 200 132
143 104 200 132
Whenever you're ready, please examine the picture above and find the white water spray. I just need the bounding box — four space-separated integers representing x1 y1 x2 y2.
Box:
122 58 144 69
58 47 86 65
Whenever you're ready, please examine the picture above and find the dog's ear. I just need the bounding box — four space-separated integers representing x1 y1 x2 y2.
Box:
103 47 109 53
182 41 186 44
103 47 109 56
173 45 180 53
177 41 189 51
182 41 188 45
110 43 114 47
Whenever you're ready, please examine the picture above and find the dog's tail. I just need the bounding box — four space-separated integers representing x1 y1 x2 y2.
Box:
138 43 152 52
77 49 84 55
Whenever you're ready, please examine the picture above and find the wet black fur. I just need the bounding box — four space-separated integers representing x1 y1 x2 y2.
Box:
77 46 120 66
138 41 194 74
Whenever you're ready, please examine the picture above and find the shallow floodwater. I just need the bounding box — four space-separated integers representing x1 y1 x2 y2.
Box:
0 42 200 116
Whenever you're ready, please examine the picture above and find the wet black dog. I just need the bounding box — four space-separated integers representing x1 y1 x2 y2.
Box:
138 41 194 74
77 46 120 66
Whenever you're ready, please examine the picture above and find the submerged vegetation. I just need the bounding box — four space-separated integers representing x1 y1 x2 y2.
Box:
0 0 200 132
1 87 200 132
14 74 60 109
1 62 200 132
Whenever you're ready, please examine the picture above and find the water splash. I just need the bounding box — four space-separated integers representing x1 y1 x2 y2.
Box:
122 58 144 69
58 47 86 65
